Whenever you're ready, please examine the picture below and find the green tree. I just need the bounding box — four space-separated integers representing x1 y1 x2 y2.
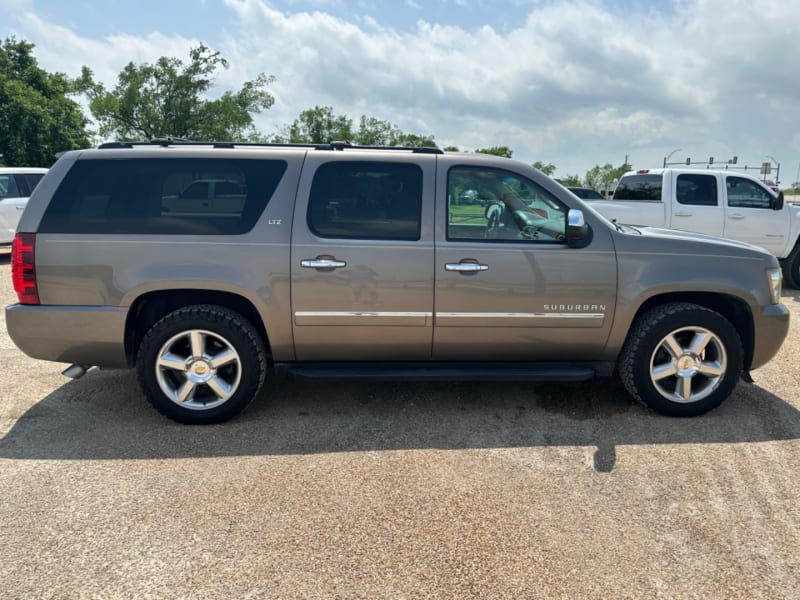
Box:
277 107 436 147
354 115 398 145
392 132 436 148
557 174 583 187
443 145 460 152
76 44 275 141
0 38 90 166
585 163 627 193
532 160 556 176
476 146 513 158
280 105 353 143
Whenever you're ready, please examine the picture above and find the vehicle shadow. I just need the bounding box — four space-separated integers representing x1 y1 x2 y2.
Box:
1 369 798 472
782 288 800 303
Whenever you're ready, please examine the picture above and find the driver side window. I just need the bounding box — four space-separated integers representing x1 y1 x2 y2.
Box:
726 176 772 209
446 166 567 243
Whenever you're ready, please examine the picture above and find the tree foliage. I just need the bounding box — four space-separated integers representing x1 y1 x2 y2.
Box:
532 160 556 176
476 146 513 158
76 44 275 141
557 174 584 187
277 105 436 147
585 163 627 192
0 37 90 166
281 106 353 143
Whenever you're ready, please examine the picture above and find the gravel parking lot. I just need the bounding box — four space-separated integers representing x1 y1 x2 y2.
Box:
1 251 799 598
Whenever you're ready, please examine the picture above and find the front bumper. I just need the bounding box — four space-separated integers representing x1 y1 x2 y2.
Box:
6 304 129 368
750 303 791 370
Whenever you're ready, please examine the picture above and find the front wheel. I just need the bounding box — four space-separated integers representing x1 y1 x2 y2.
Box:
783 245 800 289
136 304 267 424
618 302 743 417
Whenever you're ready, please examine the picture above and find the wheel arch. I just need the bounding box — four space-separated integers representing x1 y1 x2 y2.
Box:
626 292 754 371
124 289 271 367
781 239 800 288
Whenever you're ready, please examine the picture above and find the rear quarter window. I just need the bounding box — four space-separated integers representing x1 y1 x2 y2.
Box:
38 158 287 235
613 174 663 201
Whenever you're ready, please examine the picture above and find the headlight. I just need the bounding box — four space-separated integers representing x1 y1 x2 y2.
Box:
766 267 782 304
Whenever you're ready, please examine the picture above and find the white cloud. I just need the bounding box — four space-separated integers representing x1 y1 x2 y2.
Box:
4 0 800 177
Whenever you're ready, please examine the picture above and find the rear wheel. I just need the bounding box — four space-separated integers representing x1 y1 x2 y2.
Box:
136 304 267 424
619 302 743 417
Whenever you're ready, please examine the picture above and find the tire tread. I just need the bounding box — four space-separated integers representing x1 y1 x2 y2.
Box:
136 304 267 424
619 302 742 416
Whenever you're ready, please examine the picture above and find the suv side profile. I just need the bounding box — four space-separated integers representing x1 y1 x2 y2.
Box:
6 141 790 424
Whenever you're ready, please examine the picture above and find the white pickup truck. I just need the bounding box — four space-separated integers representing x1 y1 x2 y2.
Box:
585 168 800 287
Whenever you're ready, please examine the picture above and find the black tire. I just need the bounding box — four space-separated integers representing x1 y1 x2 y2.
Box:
618 302 743 417
783 245 800 289
136 304 267 424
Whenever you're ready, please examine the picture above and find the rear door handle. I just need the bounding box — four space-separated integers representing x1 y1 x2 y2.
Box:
445 262 489 273
728 214 745 220
674 212 692 217
301 258 347 269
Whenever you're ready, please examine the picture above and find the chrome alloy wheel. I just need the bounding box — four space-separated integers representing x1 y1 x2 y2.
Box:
649 326 727 404
155 329 242 410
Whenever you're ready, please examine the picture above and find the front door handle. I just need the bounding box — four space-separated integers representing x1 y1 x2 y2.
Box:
301 258 347 269
445 262 489 273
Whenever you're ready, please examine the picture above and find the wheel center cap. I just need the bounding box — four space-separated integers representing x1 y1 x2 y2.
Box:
189 360 213 382
678 354 698 374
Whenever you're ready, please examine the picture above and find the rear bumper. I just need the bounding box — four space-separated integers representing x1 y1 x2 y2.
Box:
750 303 791 370
6 304 129 368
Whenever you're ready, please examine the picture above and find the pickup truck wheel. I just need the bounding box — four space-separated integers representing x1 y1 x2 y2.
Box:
136 304 267 424
784 246 800 289
619 303 742 417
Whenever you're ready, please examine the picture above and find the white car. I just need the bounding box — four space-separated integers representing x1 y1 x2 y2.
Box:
0 167 48 244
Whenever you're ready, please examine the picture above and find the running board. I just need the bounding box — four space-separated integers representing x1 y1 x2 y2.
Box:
277 361 599 382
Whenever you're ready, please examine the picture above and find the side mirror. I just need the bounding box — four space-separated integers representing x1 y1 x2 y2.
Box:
566 209 592 248
773 191 784 211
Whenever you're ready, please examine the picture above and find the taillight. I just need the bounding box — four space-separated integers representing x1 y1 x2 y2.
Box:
11 232 39 305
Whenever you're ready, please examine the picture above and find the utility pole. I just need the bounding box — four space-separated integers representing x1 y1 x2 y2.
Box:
765 155 780 185
663 148 681 168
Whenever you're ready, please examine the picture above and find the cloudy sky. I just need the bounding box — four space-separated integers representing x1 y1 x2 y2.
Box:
2 0 799 182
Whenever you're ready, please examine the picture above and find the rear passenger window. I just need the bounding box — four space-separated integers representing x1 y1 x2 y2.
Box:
308 162 422 240
676 174 717 206
38 158 286 235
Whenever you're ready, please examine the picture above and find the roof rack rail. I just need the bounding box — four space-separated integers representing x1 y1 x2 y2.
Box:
97 139 444 154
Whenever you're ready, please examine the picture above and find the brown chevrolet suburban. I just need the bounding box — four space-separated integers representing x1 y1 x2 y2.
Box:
5 140 790 423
